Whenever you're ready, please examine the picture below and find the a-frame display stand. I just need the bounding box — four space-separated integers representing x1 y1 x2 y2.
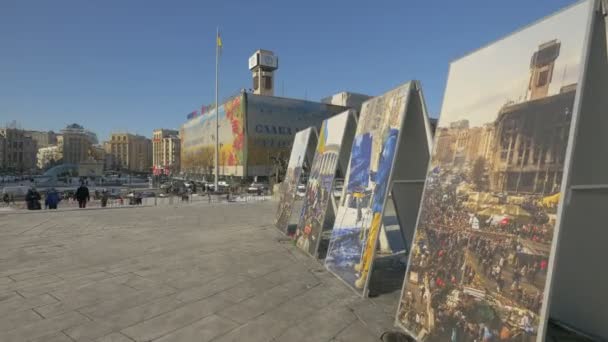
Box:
324 81 433 297
298 110 358 259
549 1 608 339
366 82 434 297
274 127 318 236
389 86 434 255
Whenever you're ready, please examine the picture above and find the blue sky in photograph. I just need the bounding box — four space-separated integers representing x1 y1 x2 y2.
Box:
0 0 577 141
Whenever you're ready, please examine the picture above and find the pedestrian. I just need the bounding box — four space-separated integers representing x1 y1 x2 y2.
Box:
3 193 9 207
45 188 61 210
25 187 41 210
75 183 90 208
101 190 108 207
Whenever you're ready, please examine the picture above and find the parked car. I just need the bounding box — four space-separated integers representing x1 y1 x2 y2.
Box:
141 191 156 198
247 183 268 194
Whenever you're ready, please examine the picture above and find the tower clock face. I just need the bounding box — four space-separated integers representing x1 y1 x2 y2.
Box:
261 55 276 68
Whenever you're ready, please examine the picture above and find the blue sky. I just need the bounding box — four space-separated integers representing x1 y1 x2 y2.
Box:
0 0 576 141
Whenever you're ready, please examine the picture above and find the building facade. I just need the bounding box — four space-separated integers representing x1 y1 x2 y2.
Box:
37 145 62 169
180 92 346 179
0 128 37 172
106 133 152 172
25 130 57 149
152 129 180 174
321 91 372 112
59 124 94 165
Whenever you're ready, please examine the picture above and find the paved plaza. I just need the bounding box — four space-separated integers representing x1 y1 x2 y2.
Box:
0 201 399 342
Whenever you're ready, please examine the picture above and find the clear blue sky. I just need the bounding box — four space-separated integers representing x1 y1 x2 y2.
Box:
0 0 576 141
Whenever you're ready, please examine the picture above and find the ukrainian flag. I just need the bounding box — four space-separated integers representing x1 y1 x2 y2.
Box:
317 122 327 154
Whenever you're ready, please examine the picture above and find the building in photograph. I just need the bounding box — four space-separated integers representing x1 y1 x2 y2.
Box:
489 40 574 194
180 91 346 179
433 127 455 165
490 85 575 194
0 128 37 172
152 129 180 175
37 145 62 169
106 133 152 172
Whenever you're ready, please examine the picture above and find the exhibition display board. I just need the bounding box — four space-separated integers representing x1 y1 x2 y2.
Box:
396 1 602 341
325 82 433 296
294 110 357 257
275 127 318 234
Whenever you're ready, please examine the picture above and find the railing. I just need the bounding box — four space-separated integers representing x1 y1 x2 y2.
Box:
0 193 270 212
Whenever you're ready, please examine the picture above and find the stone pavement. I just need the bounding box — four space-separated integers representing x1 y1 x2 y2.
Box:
0 201 399 342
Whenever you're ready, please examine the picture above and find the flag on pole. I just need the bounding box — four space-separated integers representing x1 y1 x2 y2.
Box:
217 32 223 49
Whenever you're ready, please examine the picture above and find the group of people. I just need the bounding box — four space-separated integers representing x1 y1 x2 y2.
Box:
397 169 554 341
23 183 91 210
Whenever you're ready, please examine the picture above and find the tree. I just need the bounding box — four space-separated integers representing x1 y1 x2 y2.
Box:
471 157 486 190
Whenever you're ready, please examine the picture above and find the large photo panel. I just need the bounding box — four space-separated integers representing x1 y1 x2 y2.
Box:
397 1 592 341
295 110 355 257
275 127 314 233
325 82 411 296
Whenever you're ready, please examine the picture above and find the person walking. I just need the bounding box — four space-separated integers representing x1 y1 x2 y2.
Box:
75 183 90 208
45 188 61 210
100 190 109 207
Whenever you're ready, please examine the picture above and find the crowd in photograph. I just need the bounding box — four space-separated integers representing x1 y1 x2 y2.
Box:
399 170 554 341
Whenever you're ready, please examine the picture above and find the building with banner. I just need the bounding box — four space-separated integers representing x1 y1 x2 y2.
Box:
180 91 346 180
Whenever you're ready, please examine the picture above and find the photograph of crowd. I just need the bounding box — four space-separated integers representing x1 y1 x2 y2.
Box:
397 3 590 341
325 83 410 295
275 128 313 233
296 111 351 256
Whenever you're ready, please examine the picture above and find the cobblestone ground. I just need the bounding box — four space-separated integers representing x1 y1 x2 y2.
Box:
0 201 398 342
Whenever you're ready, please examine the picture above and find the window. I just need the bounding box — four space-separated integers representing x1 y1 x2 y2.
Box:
253 76 259 90
263 76 272 90
537 69 549 87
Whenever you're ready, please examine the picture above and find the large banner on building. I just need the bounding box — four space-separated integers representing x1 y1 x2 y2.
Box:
396 2 590 341
295 110 353 256
275 127 314 233
180 95 245 176
325 83 411 295
246 94 344 177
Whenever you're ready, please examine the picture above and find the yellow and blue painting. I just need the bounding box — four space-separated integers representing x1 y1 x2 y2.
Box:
325 83 410 295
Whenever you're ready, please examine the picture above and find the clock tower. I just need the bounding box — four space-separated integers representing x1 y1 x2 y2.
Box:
528 40 561 101
249 50 278 96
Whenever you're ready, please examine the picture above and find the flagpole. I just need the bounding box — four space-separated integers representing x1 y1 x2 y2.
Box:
214 27 220 192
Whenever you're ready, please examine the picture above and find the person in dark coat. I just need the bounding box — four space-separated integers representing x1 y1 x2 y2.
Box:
45 188 61 209
25 187 41 210
75 184 90 208
100 190 109 207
